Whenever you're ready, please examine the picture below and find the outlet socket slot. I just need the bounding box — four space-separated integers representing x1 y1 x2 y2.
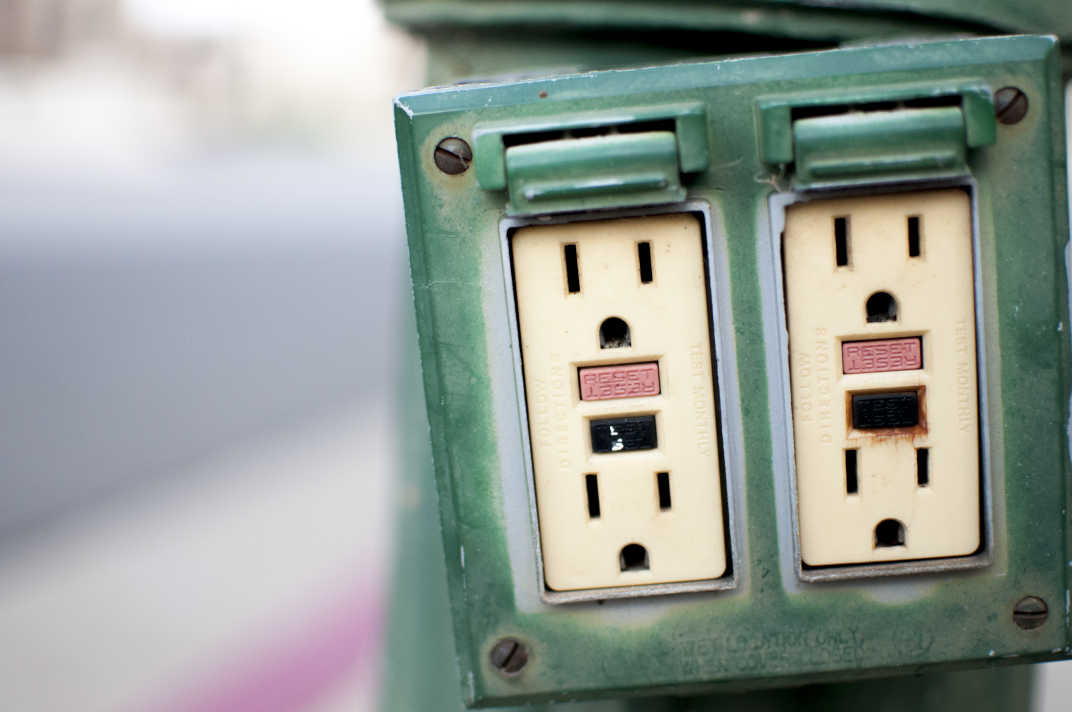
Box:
500 202 743 603
767 180 993 582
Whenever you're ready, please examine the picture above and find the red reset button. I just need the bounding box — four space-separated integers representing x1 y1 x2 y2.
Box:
842 337 922 374
579 362 660 401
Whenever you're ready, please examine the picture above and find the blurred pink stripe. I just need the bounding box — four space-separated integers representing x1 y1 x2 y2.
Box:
141 586 383 712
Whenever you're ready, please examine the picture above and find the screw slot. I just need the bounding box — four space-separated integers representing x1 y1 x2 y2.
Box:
489 637 529 676
1012 596 1048 630
433 137 472 175
994 87 1029 125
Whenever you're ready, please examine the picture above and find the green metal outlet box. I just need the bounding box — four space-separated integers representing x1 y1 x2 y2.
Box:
393 35 1071 707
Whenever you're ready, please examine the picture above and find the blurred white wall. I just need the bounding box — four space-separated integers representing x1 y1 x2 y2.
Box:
0 2 423 711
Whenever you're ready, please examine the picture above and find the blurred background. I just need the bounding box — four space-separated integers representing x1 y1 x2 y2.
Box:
0 1 421 710
0 2 1067 711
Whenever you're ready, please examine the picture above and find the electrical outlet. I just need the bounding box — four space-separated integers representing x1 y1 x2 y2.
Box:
511 213 728 592
782 188 981 567
394 36 1071 706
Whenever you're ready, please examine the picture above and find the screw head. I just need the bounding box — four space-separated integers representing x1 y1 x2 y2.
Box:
433 137 472 175
1012 596 1048 630
994 87 1029 125
489 637 529 676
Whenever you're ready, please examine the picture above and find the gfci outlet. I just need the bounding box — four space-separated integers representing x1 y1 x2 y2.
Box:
395 38 1072 704
511 213 728 592
782 189 981 567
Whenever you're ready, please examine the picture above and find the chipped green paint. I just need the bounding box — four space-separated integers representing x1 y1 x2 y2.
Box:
393 36 1071 707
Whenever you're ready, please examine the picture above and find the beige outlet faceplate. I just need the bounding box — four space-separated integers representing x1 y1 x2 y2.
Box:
512 214 727 591
782 189 981 567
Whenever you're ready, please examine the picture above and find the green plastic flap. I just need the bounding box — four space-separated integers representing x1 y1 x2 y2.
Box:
503 131 683 214
472 103 708 214
793 106 968 188
756 83 996 188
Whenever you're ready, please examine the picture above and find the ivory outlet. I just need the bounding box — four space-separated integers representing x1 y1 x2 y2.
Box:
511 213 727 592
782 189 981 567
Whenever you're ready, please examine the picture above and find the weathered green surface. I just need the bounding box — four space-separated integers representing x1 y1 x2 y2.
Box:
422 33 832 91
392 35 1071 707
383 0 1072 42
391 2 1072 80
